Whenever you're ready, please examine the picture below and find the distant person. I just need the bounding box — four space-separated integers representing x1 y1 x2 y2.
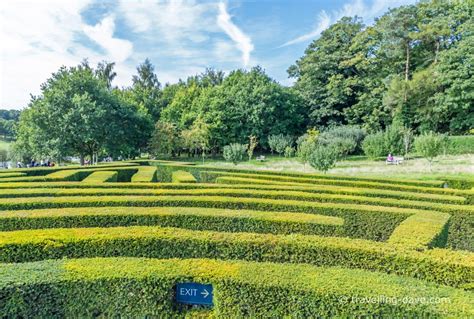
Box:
387 153 394 163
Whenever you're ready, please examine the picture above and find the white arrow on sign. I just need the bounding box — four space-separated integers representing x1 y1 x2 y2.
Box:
201 289 209 298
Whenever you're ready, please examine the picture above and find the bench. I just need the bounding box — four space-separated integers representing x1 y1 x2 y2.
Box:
386 156 404 165
256 155 266 162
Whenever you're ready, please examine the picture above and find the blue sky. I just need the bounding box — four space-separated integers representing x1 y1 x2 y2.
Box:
0 0 416 109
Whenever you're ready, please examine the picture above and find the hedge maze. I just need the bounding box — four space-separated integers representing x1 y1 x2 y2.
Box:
0 162 473 317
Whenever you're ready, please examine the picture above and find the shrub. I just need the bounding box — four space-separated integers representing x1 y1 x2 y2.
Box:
308 145 338 172
247 135 258 161
318 126 366 154
82 171 118 183
223 143 247 165
171 170 196 183
446 135 474 155
322 137 357 158
2 258 473 318
414 132 446 167
362 132 386 159
284 146 295 158
131 166 157 183
0 226 471 288
1 258 472 318
268 134 292 155
384 125 404 154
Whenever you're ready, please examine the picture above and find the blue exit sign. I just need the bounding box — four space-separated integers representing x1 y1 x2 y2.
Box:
176 283 213 306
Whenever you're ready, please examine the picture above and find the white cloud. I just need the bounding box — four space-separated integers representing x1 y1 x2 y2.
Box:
281 0 416 47
83 15 133 63
0 0 136 109
217 2 254 66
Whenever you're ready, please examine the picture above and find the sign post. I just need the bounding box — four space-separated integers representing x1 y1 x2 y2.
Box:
176 283 213 306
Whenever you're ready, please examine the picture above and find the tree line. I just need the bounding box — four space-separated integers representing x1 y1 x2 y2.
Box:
10 0 473 163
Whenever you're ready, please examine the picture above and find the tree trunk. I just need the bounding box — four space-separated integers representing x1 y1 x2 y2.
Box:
80 155 85 166
405 44 410 82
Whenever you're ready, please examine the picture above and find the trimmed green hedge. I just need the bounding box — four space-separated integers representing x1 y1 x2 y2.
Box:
131 166 157 183
0 195 414 241
0 206 343 236
0 162 136 177
0 172 26 179
388 211 451 251
447 135 474 155
171 170 197 183
0 226 472 288
82 171 118 183
202 171 451 194
1 258 472 317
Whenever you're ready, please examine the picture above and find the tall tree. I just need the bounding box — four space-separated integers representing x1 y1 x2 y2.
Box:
131 58 162 119
95 61 117 89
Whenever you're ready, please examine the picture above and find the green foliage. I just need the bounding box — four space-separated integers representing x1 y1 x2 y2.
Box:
284 146 295 158
171 170 197 183
2 258 472 318
296 129 319 164
268 134 292 155
384 125 404 154
82 171 118 183
247 135 258 161
131 166 157 183
362 132 386 159
414 132 446 164
318 126 366 154
223 143 247 165
446 136 474 155
149 121 181 158
308 145 338 172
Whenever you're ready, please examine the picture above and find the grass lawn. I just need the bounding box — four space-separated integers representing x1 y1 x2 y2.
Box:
196 154 474 180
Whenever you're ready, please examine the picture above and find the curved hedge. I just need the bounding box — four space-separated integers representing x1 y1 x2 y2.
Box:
0 195 415 241
82 171 118 183
1 258 472 318
172 170 197 183
130 166 157 183
0 226 472 288
0 206 343 236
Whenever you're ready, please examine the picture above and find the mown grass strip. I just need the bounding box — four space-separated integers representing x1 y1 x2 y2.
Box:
1 258 472 318
82 171 118 183
0 206 343 236
0 195 414 241
388 211 451 251
0 226 472 288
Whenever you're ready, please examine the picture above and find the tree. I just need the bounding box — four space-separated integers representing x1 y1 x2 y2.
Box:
95 61 117 89
149 121 181 158
247 135 258 161
131 58 162 119
13 63 149 164
223 143 247 165
362 132 386 159
414 132 445 169
296 129 319 166
268 134 292 156
181 118 210 163
308 145 338 173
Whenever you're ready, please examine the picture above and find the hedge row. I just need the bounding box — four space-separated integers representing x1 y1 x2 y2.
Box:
0 226 472 288
82 171 118 183
201 171 453 195
0 162 135 177
172 170 197 183
130 166 157 183
0 172 26 179
214 177 470 204
2 258 472 317
0 195 414 241
388 211 451 251
0 181 468 204
146 161 446 188
0 166 139 183
0 206 343 236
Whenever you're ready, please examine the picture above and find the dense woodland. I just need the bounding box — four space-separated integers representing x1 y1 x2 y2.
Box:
9 0 474 163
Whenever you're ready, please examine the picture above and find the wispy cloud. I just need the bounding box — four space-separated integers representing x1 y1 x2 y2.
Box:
217 2 254 66
281 0 415 47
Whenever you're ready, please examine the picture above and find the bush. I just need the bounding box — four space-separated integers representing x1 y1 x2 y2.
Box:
318 126 366 154
1 258 472 318
82 171 118 183
223 143 247 165
284 146 295 158
131 166 157 183
414 132 446 166
3 258 473 318
446 135 474 155
0 226 471 288
171 170 197 183
384 125 404 154
308 145 338 172
322 137 357 158
268 134 292 155
362 132 386 159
